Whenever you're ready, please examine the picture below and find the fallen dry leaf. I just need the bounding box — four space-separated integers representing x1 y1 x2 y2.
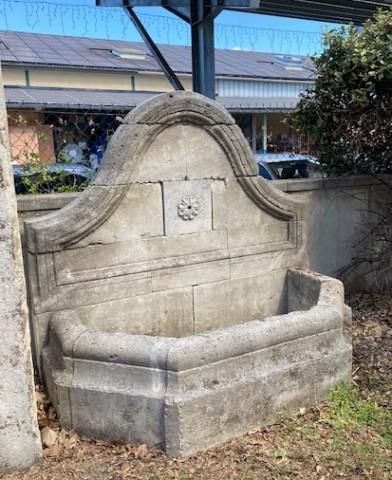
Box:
40 426 57 447
134 444 149 459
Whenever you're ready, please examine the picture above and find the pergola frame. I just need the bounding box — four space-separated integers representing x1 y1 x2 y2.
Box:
96 1 392 98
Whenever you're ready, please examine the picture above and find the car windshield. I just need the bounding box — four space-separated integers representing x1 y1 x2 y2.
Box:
268 161 314 179
255 154 320 180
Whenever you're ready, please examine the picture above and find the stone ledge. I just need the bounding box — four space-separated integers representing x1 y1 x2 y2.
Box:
17 192 78 212
273 174 388 192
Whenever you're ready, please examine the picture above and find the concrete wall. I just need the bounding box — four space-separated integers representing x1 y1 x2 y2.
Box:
274 175 389 289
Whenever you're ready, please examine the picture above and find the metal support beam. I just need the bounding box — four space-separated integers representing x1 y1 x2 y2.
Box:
190 0 216 99
251 114 257 153
124 6 185 91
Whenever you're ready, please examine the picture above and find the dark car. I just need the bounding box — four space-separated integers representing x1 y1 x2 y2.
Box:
255 153 320 180
13 163 96 194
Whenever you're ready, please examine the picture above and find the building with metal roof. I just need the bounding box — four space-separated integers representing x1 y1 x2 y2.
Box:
96 1 392 98
1 29 316 163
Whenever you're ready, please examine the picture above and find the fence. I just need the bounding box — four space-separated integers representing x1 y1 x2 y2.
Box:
7 106 317 191
7 107 128 194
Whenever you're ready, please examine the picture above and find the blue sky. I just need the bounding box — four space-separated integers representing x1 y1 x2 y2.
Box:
0 0 341 55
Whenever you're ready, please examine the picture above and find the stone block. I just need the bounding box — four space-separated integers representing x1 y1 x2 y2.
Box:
163 179 212 236
230 249 304 279
53 240 150 279
227 222 289 250
132 123 188 182
147 229 228 262
34 270 152 313
212 178 279 229
152 259 230 292
69 387 165 448
193 272 287 332
181 125 235 179
75 287 194 337
77 183 164 247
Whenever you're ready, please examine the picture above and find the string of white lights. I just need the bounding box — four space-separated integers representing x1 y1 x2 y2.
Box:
0 0 327 54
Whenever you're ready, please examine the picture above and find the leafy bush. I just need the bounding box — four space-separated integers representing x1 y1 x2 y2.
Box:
16 158 92 194
292 9 392 175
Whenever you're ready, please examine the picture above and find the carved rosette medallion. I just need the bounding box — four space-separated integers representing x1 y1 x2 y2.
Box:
178 195 200 221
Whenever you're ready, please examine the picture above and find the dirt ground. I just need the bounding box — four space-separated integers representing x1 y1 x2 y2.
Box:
2 290 391 480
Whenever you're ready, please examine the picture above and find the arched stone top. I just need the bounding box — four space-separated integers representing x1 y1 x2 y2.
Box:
26 91 302 254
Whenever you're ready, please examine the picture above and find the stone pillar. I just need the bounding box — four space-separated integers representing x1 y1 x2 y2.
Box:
0 65 42 473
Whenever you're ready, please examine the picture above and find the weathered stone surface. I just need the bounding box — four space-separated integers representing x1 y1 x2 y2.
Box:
151 259 230 292
193 271 287 332
163 179 212 236
122 91 235 126
229 247 306 279
212 178 274 229
180 125 235 179
76 287 194 336
24 91 351 457
0 67 41 474
76 183 164 246
25 93 303 361
42 268 351 456
132 123 188 182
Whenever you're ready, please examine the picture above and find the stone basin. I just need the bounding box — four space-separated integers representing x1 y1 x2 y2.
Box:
43 268 352 456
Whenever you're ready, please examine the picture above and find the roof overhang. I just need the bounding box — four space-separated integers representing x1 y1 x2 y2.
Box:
97 1 392 25
4 87 299 113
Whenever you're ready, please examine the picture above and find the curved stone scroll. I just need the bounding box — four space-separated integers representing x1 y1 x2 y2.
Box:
26 91 302 253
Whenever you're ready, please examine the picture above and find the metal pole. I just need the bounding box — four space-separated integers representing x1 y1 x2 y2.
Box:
262 112 268 154
191 0 216 99
124 6 185 91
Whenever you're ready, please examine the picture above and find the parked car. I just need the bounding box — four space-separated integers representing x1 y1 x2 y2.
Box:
255 153 320 180
13 162 96 194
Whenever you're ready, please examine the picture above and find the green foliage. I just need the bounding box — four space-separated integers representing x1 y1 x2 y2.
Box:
327 383 392 443
292 9 392 174
10 113 91 194
19 156 90 195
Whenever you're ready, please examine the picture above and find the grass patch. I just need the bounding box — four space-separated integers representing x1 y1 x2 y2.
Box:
327 382 392 443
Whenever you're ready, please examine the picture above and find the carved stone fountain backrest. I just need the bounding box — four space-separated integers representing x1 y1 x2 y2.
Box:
25 91 306 359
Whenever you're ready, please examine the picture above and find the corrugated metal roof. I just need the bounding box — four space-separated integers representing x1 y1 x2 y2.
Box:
4 86 299 112
0 30 315 81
